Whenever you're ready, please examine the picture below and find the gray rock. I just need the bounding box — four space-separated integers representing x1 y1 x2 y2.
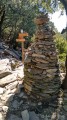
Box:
0 87 4 94
38 102 42 106
0 59 12 79
63 105 67 111
13 66 24 79
2 106 8 112
19 100 23 105
1 93 14 102
0 107 3 112
40 114 45 119
5 81 18 90
51 112 57 120
59 115 65 120
29 111 39 120
8 114 22 120
45 115 49 120
19 92 24 98
21 110 29 120
0 73 18 87
0 113 4 120
12 100 19 109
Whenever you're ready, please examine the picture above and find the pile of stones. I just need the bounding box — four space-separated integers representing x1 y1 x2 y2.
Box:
24 14 61 102
0 42 66 120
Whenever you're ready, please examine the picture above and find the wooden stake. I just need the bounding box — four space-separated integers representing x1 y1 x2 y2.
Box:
16 32 28 63
22 42 24 63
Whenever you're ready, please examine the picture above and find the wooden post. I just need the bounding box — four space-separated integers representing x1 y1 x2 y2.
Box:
16 32 28 63
22 42 24 63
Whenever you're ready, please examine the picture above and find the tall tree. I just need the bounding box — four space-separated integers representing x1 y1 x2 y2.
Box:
0 5 5 37
59 0 67 89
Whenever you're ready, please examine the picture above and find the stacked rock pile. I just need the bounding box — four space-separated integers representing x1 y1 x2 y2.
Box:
24 14 61 102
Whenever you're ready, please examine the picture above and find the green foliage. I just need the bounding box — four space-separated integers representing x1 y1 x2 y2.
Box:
55 32 67 71
55 32 67 54
59 53 66 62
0 0 66 50
0 0 39 45
54 32 67 72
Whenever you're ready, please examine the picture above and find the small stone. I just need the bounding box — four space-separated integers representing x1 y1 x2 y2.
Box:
0 107 3 112
29 111 39 120
21 110 29 120
12 100 19 109
40 114 45 119
23 95 28 99
19 100 23 105
8 94 14 102
0 87 4 94
58 98 63 105
51 112 57 120
2 106 8 112
63 105 67 111
24 84 32 92
19 92 24 98
38 102 42 106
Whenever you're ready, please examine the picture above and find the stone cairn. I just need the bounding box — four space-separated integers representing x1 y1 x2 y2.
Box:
24 14 61 102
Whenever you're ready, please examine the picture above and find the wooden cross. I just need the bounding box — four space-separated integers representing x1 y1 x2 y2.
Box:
16 32 28 63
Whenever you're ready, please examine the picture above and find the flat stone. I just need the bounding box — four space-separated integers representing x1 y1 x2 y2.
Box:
0 59 12 79
21 110 29 120
5 81 18 90
42 70 47 75
29 111 39 120
25 58 31 63
32 53 45 59
34 58 48 64
46 69 57 73
0 73 18 87
0 87 4 94
0 113 4 120
30 68 43 74
24 83 32 92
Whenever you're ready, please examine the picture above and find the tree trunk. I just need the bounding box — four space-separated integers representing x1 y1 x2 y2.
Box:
0 6 5 37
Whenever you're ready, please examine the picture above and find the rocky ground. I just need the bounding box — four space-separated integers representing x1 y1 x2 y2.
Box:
0 42 67 120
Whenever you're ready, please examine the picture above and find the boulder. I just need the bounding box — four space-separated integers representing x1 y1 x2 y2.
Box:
0 59 12 79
